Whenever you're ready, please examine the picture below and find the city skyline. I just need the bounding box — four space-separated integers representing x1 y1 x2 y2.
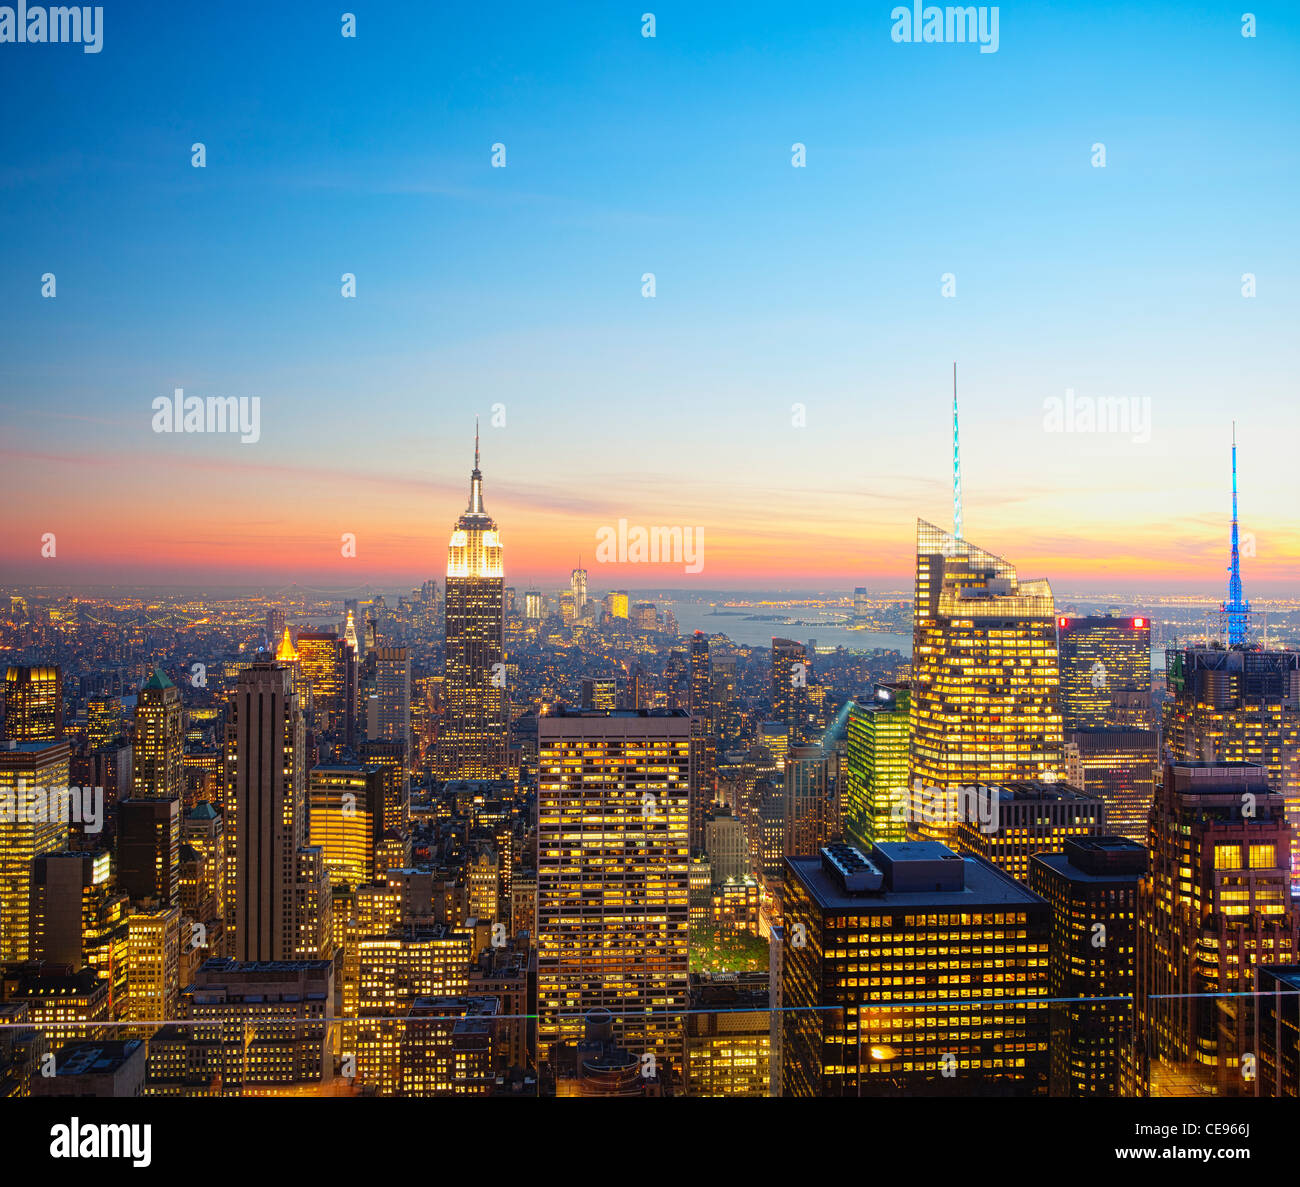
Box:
2 0 1300 1135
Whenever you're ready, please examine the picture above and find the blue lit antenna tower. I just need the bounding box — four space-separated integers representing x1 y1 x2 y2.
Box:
1222 423 1250 646
951 358 961 540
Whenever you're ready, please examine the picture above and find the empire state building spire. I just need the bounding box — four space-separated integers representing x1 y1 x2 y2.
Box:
467 417 486 515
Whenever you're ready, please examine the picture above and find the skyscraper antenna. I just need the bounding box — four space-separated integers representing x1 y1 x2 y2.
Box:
474 416 480 472
952 362 963 540
1222 421 1250 646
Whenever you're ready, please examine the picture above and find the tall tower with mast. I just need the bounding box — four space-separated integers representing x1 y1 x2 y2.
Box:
952 362 962 540
1221 424 1250 647
437 420 507 778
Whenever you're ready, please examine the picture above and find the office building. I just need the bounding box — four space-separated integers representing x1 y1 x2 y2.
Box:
3 666 62 743
1256 964 1300 1098
132 670 182 800
537 710 690 1075
1057 614 1151 729
1065 727 1159 845
956 780 1104 885
1134 763 1299 1096
1163 647 1300 887
224 661 331 962
308 764 387 887
909 521 1063 842
783 744 836 857
295 632 353 742
783 841 1049 1097
0 739 71 962
1030 836 1145 1096
117 797 181 906
844 685 910 848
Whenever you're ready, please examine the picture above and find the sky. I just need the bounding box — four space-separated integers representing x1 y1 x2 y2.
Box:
1 2 1297 594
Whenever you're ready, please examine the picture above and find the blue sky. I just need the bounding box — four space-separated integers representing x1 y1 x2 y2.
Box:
1 2 1297 591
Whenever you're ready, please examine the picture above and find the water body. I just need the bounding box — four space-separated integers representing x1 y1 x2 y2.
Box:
660 596 910 653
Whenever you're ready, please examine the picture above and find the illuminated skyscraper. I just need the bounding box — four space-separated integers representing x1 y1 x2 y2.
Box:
689 632 710 715
438 427 507 779
570 560 587 614
1164 647 1300 887
1057 614 1151 729
783 744 836 857
132 670 182 801
274 626 298 665
524 590 543 621
1066 727 1159 845
3 666 63 743
1030 836 1145 1097
955 780 1104 885
909 520 1063 841
295 632 353 742
1170 644 1300 884
369 646 411 750
782 841 1049 1097
844 685 911 847
771 639 809 745
1134 762 1298 1097
224 660 331 962
537 710 691 1075
0 740 71 962
308 764 386 886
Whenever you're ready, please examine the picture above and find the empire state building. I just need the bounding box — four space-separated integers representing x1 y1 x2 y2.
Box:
437 426 508 779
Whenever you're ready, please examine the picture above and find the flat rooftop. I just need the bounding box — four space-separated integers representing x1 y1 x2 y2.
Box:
787 848 1043 912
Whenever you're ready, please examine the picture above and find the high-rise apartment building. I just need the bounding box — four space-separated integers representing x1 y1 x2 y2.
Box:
782 841 1049 1097
844 685 910 848
537 710 690 1075
909 520 1063 842
1057 614 1151 729
1030 836 1145 1096
438 430 507 779
689 632 710 716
